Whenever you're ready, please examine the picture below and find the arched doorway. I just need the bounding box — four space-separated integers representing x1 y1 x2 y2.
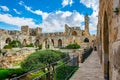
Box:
72 31 77 36
84 38 89 42
35 39 39 47
42 38 49 49
5 38 11 44
103 12 109 79
22 39 27 46
58 39 62 48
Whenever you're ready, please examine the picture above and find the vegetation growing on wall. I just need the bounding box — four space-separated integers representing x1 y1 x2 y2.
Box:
113 7 120 15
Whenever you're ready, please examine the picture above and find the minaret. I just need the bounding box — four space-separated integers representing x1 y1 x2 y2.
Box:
85 14 89 34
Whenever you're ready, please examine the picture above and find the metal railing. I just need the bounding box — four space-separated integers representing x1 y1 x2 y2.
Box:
11 55 79 80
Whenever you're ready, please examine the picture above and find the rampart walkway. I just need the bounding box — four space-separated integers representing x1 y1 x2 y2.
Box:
70 51 104 80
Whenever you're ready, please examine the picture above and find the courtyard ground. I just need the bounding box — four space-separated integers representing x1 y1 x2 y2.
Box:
70 51 104 80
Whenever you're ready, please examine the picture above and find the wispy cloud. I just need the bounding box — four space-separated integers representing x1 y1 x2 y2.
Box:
13 9 21 14
0 13 38 28
0 6 9 11
19 1 48 20
19 1 24 6
62 0 73 7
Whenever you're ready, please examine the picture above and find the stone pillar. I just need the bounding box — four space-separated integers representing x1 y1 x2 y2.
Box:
42 41 46 50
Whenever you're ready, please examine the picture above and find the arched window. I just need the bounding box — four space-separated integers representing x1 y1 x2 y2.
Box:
84 38 89 42
5 38 11 44
72 31 77 36
58 39 62 48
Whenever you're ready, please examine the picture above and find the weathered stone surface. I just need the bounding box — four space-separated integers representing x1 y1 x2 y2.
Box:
0 48 35 68
97 0 120 80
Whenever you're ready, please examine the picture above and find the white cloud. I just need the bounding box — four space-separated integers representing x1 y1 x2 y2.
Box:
80 0 99 11
0 6 9 11
19 1 48 20
26 8 49 20
80 0 99 34
39 10 84 33
18 1 85 33
62 0 73 7
13 9 21 14
61 11 72 18
0 13 38 28
18 1 93 34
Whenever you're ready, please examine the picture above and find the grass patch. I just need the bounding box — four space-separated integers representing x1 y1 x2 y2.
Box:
0 68 26 80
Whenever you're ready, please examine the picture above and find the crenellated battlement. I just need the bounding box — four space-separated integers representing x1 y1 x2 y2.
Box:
0 23 89 37
0 29 8 35
41 32 64 37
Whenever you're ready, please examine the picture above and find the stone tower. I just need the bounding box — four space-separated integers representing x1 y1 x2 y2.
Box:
21 25 29 35
85 14 89 33
36 27 42 35
65 24 69 35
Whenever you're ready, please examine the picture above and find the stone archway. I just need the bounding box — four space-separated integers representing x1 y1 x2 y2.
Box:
103 12 109 79
5 38 11 44
58 39 62 48
84 38 89 42
42 38 49 49
35 39 39 47
72 31 77 36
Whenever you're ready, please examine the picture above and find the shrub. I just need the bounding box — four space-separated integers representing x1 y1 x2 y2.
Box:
4 45 12 49
26 43 34 47
52 50 70 61
3 40 21 49
65 43 80 49
55 65 78 80
21 50 68 71
29 70 45 78
9 40 21 48
38 44 42 49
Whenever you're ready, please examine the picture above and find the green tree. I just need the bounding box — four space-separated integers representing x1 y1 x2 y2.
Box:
21 50 68 71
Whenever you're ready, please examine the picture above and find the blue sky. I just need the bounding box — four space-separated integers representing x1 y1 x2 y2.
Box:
0 0 99 34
